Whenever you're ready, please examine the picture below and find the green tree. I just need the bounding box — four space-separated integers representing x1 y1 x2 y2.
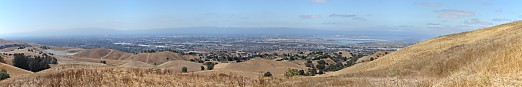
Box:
308 68 317 76
181 67 188 73
13 54 29 70
316 64 326 70
263 71 272 77
284 68 300 77
318 69 324 74
0 69 9 80
205 62 215 70
0 56 5 63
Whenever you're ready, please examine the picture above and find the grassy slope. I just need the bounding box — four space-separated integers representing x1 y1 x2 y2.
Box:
303 21 522 86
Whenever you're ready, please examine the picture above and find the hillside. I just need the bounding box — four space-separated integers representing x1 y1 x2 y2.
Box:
0 64 282 87
3 21 522 86
118 61 154 68
126 51 197 65
0 63 33 76
300 21 522 86
355 51 387 63
157 60 205 72
201 58 308 77
74 49 197 65
73 48 115 59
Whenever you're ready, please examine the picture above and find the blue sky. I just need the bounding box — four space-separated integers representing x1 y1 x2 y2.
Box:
0 0 521 35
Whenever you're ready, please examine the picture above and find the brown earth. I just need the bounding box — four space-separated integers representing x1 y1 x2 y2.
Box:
0 63 33 76
74 49 198 65
0 64 283 87
296 20 522 86
197 58 308 77
3 21 522 86
355 51 387 63
157 60 206 72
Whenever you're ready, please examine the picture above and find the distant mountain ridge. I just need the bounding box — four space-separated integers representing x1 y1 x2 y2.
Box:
3 27 433 41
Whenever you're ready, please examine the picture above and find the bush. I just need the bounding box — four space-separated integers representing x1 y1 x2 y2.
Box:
205 62 215 70
0 69 9 80
263 71 272 77
316 64 326 70
100 61 107 64
0 56 5 63
284 68 300 77
308 68 317 76
181 67 188 73
298 70 305 75
200 66 205 70
318 70 324 74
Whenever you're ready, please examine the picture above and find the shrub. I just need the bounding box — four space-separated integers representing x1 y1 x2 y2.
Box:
318 70 324 74
100 61 107 64
0 69 9 80
0 56 5 63
316 64 326 70
181 67 188 73
317 60 326 65
263 71 272 77
200 66 205 70
298 70 305 75
284 68 300 77
205 62 215 70
308 68 317 76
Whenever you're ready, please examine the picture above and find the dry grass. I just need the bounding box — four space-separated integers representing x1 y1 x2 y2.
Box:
74 49 198 65
0 64 285 87
196 58 308 77
3 21 522 86
0 63 33 76
312 20 522 86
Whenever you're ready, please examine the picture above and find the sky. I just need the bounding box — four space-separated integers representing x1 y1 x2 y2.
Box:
1 0 521 36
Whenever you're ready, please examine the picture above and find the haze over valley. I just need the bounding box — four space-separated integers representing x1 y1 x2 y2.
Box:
1 0 522 87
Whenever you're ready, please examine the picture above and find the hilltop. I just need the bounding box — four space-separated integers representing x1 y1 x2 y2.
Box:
292 21 522 86
74 48 198 65
198 58 308 77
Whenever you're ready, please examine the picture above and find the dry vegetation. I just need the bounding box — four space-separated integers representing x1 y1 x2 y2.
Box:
3 21 522 86
0 64 284 87
312 20 522 86
197 58 308 77
74 48 198 65
0 63 33 76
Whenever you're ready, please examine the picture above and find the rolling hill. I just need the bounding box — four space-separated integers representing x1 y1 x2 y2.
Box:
74 49 198 65
300 21 522 86
2 21 522 86
0 63 33 76
198 58 308 77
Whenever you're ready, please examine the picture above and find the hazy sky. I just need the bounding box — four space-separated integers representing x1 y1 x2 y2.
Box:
1 0 521 35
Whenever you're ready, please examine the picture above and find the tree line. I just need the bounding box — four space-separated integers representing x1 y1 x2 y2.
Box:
12 53 57 72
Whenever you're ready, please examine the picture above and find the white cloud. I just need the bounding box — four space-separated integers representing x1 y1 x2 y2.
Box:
426 23 441 25
329 14 356 18
491 18 511 22
299 15 321 19
352 17 367 21
464 18 493 25
311 0 327 3
436 9 475 19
